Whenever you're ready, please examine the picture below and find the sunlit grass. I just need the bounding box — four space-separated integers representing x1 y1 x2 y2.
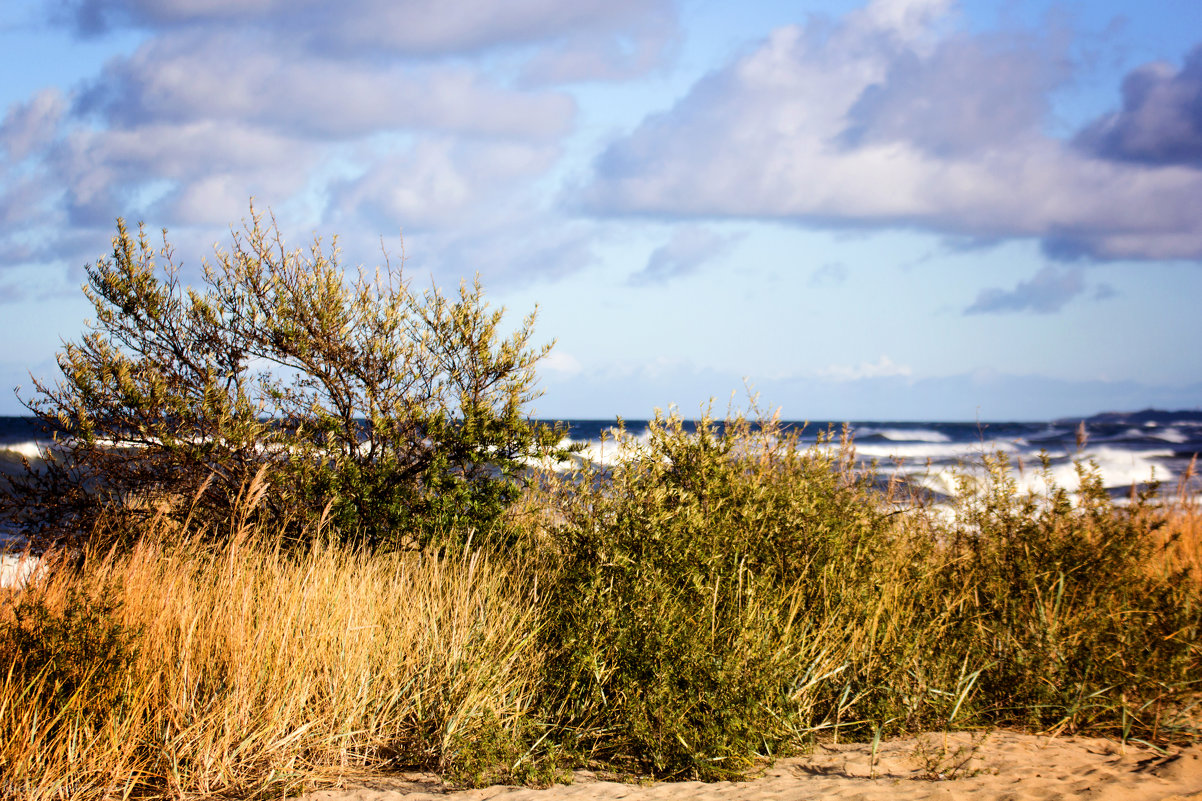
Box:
1 417 1198 796
0 490 542 799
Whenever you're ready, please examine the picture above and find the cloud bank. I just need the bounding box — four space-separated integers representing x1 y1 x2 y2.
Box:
581 0 1202 262
0 0 676 282
2 0 1200 296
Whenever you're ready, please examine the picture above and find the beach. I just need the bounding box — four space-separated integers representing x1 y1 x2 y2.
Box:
305 732 1202 801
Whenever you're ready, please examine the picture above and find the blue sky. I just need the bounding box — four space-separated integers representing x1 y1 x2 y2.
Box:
1 0 1200 421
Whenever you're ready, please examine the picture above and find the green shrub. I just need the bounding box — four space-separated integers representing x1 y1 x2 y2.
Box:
933 452 1202 736
0 581 142 730
4 207 570 550
533 416 1202 776
537 412 899 779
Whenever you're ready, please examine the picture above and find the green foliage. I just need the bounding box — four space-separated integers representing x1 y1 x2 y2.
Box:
538 411 897 779
932 452 1202 734
431 715 571 789
5 207 570 549
531 414 1202 779
0 582 142 729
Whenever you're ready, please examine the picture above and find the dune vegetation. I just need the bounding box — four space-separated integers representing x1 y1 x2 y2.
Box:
1 415 1199 799
0 213 1198 799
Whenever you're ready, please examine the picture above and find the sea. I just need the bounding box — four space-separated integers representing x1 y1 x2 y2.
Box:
1 409 1200 586
555 409 1202 502
2 408 1199 502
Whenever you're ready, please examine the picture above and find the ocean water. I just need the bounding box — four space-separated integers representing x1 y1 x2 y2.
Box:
554 409 1202 501
0 409 1198 559
2 411 1200 497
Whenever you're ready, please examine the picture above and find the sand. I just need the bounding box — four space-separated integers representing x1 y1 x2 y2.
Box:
302 731 1202 801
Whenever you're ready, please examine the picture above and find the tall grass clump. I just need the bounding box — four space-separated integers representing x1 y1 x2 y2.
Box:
0 491 543 800
535 411 936 778
1158 454 1202 582
532 411 1202 778
927 450 1202 738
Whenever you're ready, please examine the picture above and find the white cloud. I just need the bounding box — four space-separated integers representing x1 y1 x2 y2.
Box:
329 137 563 232
1 89 67 162
78 32 576 140
397 219 600 286
62 0 676 76
541 349 582 376
518 3 677 85
964 265 1093 315
854 0 956 46
1 0 673 285
54 120 320 226
581 2 1202 261
820 355 913 382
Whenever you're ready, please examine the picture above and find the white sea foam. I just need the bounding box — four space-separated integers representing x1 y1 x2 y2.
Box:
555 429 1174 494
3 440 49 459
1150 427 1188 444
910 468 970 499
568 429 654 468
904 445 1175 498
1077 445 1174 485
856 427 951 443
0 532 40 589
851 440 1016 462
0 553 42 589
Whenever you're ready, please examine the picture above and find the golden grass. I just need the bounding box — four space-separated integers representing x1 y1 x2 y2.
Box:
2 434 1199 794
1158 503 1202 581
0 520 541 800
1147 455 1202 580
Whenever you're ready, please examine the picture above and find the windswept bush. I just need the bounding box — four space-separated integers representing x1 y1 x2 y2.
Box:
532 413 1202 778
4 208 569 549
536 412 913 779
931 452 1202 736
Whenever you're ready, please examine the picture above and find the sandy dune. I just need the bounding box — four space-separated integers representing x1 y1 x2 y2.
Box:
303 731 1202 801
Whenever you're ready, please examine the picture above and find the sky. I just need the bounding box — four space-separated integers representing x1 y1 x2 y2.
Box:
0 0 1200 421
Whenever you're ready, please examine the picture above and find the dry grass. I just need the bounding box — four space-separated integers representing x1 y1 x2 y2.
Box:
1166 505 1202 579
1 425 1199 795
1157 456 1202 581
0 516 541 799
